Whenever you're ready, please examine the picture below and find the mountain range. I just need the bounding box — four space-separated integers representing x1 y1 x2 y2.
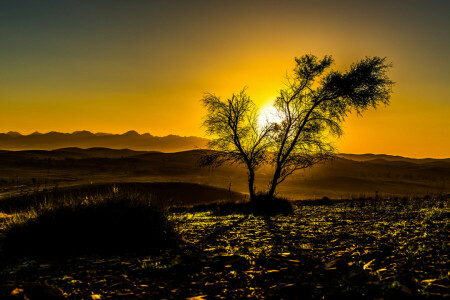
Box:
0 131 209 152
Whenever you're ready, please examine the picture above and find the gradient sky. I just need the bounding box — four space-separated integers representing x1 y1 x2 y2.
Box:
1 0 449 158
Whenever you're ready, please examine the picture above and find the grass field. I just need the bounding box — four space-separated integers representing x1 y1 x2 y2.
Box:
0 184 448 299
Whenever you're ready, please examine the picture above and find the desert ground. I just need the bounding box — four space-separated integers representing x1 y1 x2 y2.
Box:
0 149 448 299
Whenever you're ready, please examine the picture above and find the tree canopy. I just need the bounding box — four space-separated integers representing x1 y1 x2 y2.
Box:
267 55 393 197
201 89 272 201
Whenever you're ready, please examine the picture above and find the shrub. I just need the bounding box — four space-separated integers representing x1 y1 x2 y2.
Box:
179 194 293 216
0 197 180 259
250 193 293 216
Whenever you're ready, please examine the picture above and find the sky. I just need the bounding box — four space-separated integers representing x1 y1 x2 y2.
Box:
0 0 449 158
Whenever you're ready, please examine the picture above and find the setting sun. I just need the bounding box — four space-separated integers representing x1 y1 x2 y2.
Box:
257 102 281 127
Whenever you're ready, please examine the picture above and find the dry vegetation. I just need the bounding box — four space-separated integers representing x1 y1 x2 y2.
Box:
0 184 448 299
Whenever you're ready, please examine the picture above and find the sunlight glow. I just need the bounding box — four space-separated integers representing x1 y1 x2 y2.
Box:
258 103 281 127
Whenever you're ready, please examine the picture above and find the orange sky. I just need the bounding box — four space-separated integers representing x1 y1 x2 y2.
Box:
0 1 449 158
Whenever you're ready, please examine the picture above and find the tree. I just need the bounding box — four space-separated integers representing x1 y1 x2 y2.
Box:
266 54 393 197
201 54 393 202
201 89 272 202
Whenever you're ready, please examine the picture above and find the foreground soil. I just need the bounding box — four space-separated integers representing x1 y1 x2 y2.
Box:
1 199 449 299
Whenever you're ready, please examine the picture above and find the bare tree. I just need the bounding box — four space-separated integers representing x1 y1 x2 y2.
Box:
201 89 272 201
266 54 393 197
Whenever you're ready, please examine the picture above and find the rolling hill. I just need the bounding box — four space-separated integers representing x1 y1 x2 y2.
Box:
0 148 448 200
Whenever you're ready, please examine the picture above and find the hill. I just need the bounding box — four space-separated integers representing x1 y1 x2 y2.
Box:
0 148 448 199
339 153 450 164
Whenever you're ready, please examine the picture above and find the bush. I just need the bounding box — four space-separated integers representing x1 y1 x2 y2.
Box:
0 197 180 259
250 193 293 216
178 193 293 216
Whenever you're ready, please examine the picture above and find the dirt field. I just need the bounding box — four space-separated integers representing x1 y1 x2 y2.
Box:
0 186 448 299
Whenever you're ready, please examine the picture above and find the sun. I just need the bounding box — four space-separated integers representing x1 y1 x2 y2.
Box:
258 103 281 127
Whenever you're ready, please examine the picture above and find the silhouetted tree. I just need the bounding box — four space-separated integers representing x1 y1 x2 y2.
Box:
202 54 393 202
266 54 393 197
201 89 272 201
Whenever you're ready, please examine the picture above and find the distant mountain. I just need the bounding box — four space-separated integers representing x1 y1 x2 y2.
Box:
6 131 22 137
0 131 209 152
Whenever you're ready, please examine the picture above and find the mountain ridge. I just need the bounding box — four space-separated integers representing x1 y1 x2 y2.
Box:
1 132 448 161
0 131 208 152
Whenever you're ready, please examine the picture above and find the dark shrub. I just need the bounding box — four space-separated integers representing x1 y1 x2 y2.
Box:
182 194 293 216
319 196 333 205
1 197 180 259
250 193 293 215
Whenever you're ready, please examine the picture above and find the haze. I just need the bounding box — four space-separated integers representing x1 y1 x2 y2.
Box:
1 0 449 158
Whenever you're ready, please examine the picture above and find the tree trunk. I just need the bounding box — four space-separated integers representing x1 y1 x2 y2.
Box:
268 164 281 199
248 169 256 202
